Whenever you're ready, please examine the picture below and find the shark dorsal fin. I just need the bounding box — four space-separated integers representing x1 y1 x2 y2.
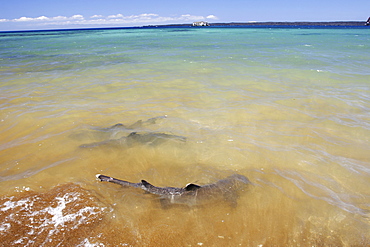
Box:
128 132 138 137
112 123 124 127
185 183 201 191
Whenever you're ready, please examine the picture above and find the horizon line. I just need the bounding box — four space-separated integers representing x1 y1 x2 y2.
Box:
1 20 368 33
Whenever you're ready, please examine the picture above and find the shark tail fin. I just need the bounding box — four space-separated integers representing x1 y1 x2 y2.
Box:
185 183 201 191
141 180 153 188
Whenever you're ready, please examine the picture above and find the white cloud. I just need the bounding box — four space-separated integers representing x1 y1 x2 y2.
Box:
90 15 103 19
12 15 84 22
36 16 49 21
14 16 34 22
107 14 124 19
71 15 84 20
1 13 218 30
140 13 158 17
53 16 68 20
206 15 218 20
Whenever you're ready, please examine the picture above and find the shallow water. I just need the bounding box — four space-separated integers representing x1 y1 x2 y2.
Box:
0 27 369 246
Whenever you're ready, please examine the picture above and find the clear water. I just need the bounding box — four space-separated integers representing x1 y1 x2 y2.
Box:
0 27 369 246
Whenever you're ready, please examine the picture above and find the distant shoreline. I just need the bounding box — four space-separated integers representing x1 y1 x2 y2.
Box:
148 21 368 27
1 21 368 33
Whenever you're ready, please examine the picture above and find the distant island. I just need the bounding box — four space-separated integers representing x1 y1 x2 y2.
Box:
146 21 369 28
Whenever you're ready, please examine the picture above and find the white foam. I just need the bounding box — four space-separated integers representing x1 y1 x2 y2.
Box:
77 238 106 247
1 198 31 211
41 193 103 230
0 223 11 231
3 191 106 246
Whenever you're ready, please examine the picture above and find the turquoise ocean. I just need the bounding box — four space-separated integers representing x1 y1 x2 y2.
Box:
0 27 369 246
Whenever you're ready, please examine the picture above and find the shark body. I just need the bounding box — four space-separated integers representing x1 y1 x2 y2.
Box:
96 174 251 207
71 116 172 144
78 116 186 148
80 131 186 148
92 115 167 132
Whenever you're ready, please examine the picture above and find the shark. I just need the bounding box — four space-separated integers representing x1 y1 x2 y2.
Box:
70 115 168 142
80 131 186 148
77 115 186 148
92 115 168 132
96 173 251 207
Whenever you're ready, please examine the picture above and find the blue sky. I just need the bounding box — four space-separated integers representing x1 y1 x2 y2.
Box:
0 0 369 31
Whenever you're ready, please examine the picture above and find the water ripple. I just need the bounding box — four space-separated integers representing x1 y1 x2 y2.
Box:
0 158 76 182
274 168 369 217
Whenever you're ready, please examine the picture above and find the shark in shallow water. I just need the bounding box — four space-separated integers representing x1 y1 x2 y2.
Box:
91 115 168 132
80 131 186 148
77 115 186 148
71 115 169 143
96 174 251 207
